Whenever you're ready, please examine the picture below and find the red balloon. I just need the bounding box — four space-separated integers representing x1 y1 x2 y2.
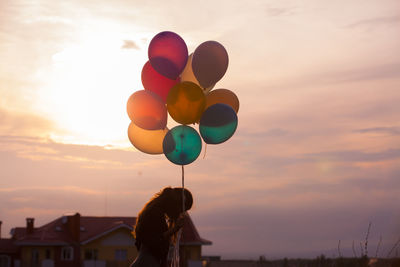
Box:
148 31 188 80
126 90 167 130
141 61 179 102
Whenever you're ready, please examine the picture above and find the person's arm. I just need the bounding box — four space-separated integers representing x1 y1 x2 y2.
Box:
162 216 184 239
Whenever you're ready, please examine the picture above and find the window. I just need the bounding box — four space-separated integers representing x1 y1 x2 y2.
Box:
84 249 98 260
45 249 51 259
0 255 10 267
115 249 127 261
31 248 39 266
61 246 74 261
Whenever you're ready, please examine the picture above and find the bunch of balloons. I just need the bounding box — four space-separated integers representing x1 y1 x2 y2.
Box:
127 31 239 166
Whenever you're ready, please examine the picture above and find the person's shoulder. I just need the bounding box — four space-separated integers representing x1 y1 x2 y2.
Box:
142 205 164 220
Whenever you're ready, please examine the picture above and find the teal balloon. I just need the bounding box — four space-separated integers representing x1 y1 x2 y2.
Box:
163 125 202 165
199 104 238 144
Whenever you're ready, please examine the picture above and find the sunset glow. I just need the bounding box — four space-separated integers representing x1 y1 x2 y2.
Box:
37 31 149 145
1 0 400 259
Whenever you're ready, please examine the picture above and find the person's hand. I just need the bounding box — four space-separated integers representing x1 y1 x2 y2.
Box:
164 215 186 239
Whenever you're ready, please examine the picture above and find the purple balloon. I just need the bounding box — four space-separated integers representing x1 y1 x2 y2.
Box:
192 41 229 88
148 31 188 80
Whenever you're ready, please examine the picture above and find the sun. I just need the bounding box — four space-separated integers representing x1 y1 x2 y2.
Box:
36 31 151 147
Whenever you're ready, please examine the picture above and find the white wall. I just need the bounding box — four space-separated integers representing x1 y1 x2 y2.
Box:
83 260 106 267
188 260 203 267
42 259 54 267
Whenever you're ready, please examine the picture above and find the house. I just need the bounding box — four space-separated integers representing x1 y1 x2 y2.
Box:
0 221 18 267
0 213 211 267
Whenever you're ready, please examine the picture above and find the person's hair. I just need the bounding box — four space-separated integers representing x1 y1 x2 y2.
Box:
133 187 193 238
164 187 193 219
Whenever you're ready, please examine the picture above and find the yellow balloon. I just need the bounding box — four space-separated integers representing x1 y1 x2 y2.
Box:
167 81 206 125
205 88 240 113
180 53 215 93
128 122 168 154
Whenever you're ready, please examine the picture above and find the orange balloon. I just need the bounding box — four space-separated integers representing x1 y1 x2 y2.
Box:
180 53 215 93
205 89 239 113
167 81 206 124
126 90 167 130
128 122 168 154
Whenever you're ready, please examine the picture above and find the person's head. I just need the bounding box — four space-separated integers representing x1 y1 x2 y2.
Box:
159 187 193 220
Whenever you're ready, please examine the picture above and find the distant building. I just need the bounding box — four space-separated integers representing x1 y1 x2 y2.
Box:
0 213 211 267
0 221 17 267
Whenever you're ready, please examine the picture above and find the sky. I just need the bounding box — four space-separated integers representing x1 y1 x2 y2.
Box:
1 0 400 259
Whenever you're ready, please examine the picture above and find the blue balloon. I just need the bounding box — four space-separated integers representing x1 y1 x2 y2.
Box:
163 125 202 165
199 104 238 144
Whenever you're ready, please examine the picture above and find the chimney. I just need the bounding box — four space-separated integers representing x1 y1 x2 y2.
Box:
0 221 2 239
67 213 80 242
26 218 34 234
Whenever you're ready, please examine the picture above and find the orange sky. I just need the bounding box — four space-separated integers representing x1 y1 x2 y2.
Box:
1 0 400 258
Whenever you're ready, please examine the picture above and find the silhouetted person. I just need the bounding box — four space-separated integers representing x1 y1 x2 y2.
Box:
130 187 193 267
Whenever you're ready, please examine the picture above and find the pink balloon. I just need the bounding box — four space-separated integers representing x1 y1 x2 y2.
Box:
192 41 229 88
126 90 167 130
142 61 179 102
148 31 188 80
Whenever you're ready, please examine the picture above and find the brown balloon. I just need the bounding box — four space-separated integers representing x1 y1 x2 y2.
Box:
205 89 239 113
192 41 229 88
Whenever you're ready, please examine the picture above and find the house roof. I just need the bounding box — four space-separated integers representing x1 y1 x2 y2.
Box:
11 213 211 246
10 227 26 240
80 216 135 244
181 214 212 245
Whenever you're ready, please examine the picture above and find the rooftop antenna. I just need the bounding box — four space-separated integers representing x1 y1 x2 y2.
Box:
104 183 108 216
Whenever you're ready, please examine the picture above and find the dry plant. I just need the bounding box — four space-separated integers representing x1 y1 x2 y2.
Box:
337 239 342 258
387 237 400 258
375 235 382 258
352 240 358 257
360 241 364 257
364 222 371 257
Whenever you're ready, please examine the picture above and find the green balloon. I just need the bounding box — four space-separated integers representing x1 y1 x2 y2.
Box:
163 125 202 165
199 104 238 144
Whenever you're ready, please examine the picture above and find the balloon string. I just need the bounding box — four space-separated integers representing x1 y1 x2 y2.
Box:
172 127 186 267
171 165 185 267
180 126 186 212
181 165 185 212
203 143 207 159
172 230 182 267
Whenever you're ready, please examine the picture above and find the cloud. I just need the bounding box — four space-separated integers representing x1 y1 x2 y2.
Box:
263 2 300 18
0 186 104 195
121 40 140 49
325 63 400 84
0 136 165 235
193 157 400 258
305 149 400 163
0 134 152 170
346 15 400 29
0 107 56 137
198 198 400 259
280 62 400 88
246 128 290 138
265 6 295 17
354 127 400 136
